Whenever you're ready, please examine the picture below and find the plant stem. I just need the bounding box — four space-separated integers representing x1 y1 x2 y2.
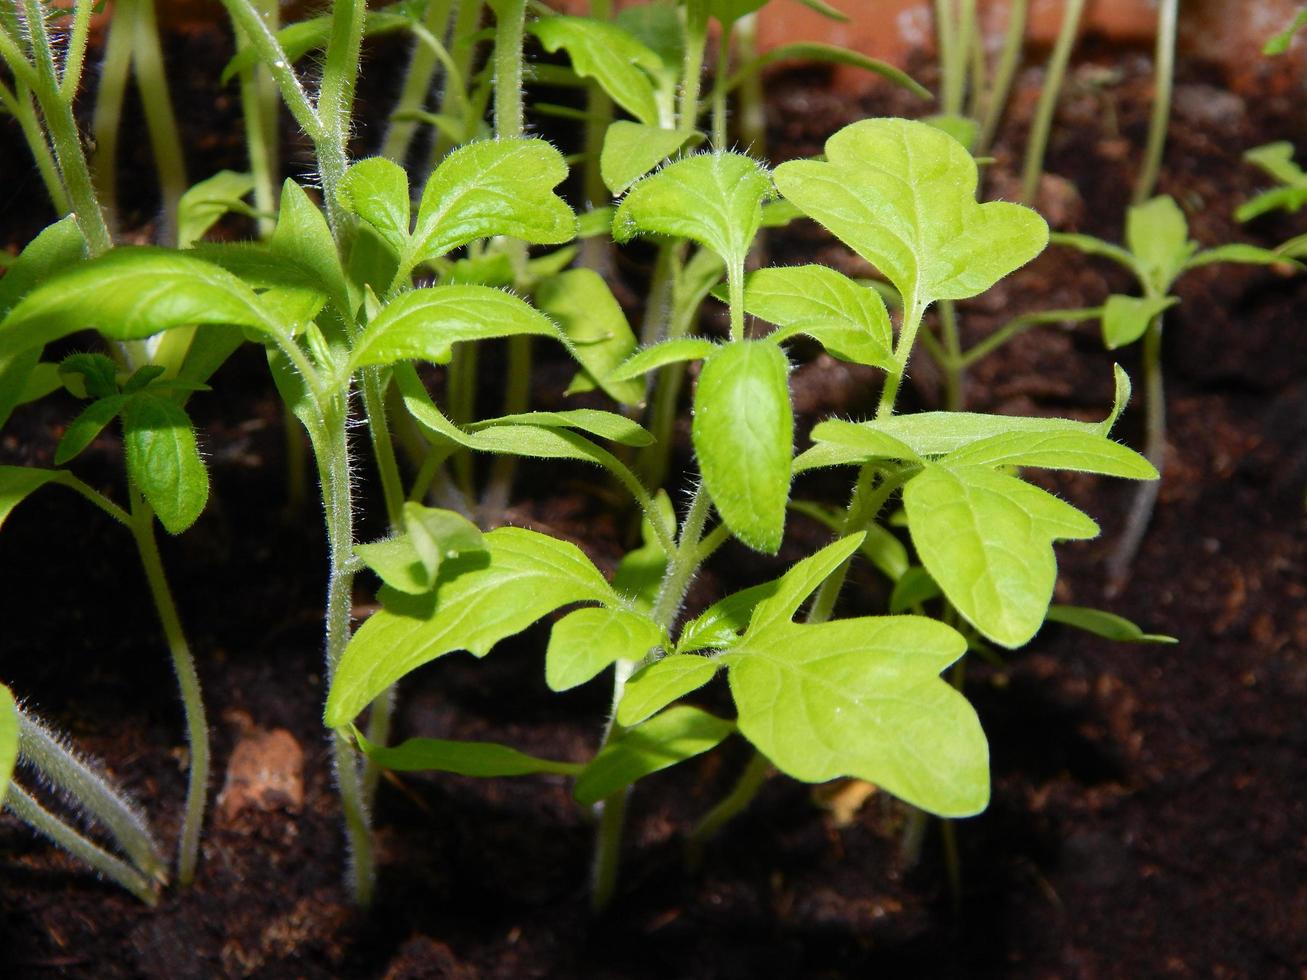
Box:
685 749 769 861
2 81 68 212
22 0 111 255
735 12 765 158
1020 0 1085 204
130 0 188 246
5 785 159 905
127 488 208 887
1106 311 1165 593
938 299 964 411
580 0 615 275
59 0 96 103
317 0 367 235
16 710 165 882
426 0 483 171
976 0 1026 154
678 0 709 135
934 0 962 116
231 0 281 238
217 0 323 145
89 0 134 242
876 296 928 419
383 0 456 165
1132 0 1176 205
710 19 733 149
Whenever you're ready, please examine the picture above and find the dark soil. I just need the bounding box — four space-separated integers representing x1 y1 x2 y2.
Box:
1 25 1305 980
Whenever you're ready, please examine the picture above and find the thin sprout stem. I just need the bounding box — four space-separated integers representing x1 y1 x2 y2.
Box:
4 81 69 212
958 306 1100 368
217 0 324 143
1020 0 1085 204
59 0 95 103
735 11 765 158
426 0 483 171
231 0 280 238
935 0 962 116
977 0 1027 154
5 785 159 905
678 0 709 134
382 0 456 164
710 19 732 149
939 299 964 411
90 0 134 242
130 0 189 246
686 750 770 859
127 488 209 887
1132 0 1177 205
579 0 614 274
317 0 367 235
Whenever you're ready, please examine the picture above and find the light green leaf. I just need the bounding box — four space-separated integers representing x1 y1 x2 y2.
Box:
410 139 576 266
1236 187 1307 223
1101 294 1177 349
326 527 615 726
806 419 921 465
270 180 352 318
904 463 1099 648
888 565 941 613
530 16 663 126
676 581 780 654
1046 605 1177 644
0 215 87 316
573 706 734 806
348 285 560 371
122 394 210 535
1126 196 1195 290
0 466 61 532
0 248 286 359
471 409 652 447
740 265 893 368
546 606 664 692
789 499 910 582
600 122 694 195
1185 243 1293 271
1050 232 1137 271
796 0 849 19
536 269 645 405
609 337 718 383
354 536 433 595
923 113 978 149
748 533 865 632
356 504 485 593
708 0 768 24
1264 8 1307 55
692 340 793 554
177 170 256 248
616 655 720 726
0 684 15 807
337 157 412 253
942 429 1158 479
727 615 986 816
613 152 772 275
773 118 1048 307
356 731 581 776
1243 142 1306 187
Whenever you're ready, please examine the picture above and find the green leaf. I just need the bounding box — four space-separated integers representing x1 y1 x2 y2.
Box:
727 614 986 816
14 361 61 406
904 463 1099 648
805 419 921 466
1126 196 1194 290
55 395 127 465
773 118 1048 307
177 170 256 248
546 606 664 692
1101 294 1178 349
1236 187 1307 223
326 527 615 726
337 157 412 254
536 269 645 405
348 285 560 371
613 152 772 275
354 536 433 595
0 248 287 360
1046 605 1177 644
708 0 769 25
356 731 581 777
676 581 780 654
1264 7 1307 55
1185 243 1293 271
270 181 351 319
1243 142 1307 187
573 706 734 806
529 16 663 126
923 113 979 149
790 499 911 582
600 122 694 195
889 565 941 613
692 340 793 554
122 393 210 535
409 138 576 267
471 409 653 447
740 265 893 368
748 533 865 632
356 504 485 595
1049 232 1137 271
0 683 16 808
58 352 120 400
942 429 1158 479
796 0 849 20
616 655 720 726
0 466 61 532
609 337 718 383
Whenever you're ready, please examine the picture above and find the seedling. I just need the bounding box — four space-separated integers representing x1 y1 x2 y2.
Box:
1054 196 1288 588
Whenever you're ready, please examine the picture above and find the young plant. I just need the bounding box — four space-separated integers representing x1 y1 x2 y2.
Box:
1053 196 1289 588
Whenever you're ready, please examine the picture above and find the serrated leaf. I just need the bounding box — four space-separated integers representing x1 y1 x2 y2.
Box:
355 730 581 776
573 705 734 805
59 352 120 400
530 16 663 127
178 170 256 248
122 394 209 535
773 118 1048 307
727 615 986 816
0 466 61 531
1126 196 1194 290
0 248 287 359
617 655 720 726
471 409 653 447
410 139 576 267
942 429 1158 479
55 395 127 465
904 463 1099 648
0 683 16 808
1101 294 1177 349
337 157 411 253
348 285 560 371
600 122 694 195
740 265 893 368
692 340 793 554
748 533 865 632
613 153 772 275
1046 605 1177 644
326 527 615 726
536 269 645 405
546 606 664 692
609 337 718 382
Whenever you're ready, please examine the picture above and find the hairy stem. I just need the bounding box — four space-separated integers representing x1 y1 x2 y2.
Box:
678 0 709 135
710 19 733 149
1132 0 1177 205
128 0 188 246
1020 0 1085 204
317 0 367 235
127 488 208 886
976 0 1027 154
